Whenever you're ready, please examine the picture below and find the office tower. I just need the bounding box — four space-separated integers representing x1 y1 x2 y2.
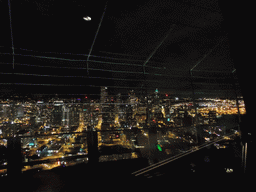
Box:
69 105 80 127
125 104 133 127
15 105 24 119
36 101 45 124
100 86 108 107
100 87 116 143
62 105 70 128
101 87 108 124
51 100 63 127
154 88 159 99
116 93 123 121
128 90 136 105
0 104 11 119
101 87 115 127
100 87 108 143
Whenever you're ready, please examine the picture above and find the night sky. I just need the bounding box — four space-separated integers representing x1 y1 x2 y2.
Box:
0 0 238 99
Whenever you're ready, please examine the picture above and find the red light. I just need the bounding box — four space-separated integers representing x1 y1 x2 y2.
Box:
166 94 168 97
85 96 88 99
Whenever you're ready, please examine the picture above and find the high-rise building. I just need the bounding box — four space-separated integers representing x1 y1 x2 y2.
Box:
125 104 133 127
101 87 108 124
100 87 117 143
116 93 123 120
15 105 24 119
154 88 159 99
36 101 45 124
62 105 70 128
128 90 136 105
0 104 9 119
51 100 63 126
100 87 115 126
100 87 109 143
100 86 108 107
69 105 80 127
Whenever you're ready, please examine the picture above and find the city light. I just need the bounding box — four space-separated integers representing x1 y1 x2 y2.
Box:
0 93 245 173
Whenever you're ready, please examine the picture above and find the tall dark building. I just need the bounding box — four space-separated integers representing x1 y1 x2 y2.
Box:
116 93 123 121
100 87 115 127
69 105 80 127
101 86 109 129
100 87 111 143
51 101 63 127
125 104 133 127
100 87 118 144
35 101 46 124
15 105 24 119
100 87 108 107
154 88 160 105
0 104 11 119
62 105 70 128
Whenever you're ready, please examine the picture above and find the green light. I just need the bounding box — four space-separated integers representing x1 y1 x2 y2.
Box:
83 109 87 111
157 144 162 151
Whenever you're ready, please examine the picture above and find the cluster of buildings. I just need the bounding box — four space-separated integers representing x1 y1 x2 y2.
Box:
0 87 245 173
0 87 245 150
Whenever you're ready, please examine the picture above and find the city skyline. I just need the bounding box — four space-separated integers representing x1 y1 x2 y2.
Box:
0 85 245 176
0 1 252 181
0 87 245 139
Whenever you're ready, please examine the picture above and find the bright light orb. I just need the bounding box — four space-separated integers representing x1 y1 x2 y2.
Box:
83 16 91 21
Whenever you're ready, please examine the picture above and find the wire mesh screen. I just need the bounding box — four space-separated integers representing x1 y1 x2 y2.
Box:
0 48 245 174
0 0 245 176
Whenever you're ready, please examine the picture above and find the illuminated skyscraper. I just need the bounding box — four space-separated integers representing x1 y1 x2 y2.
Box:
155 88 159 98
36 101 44 124
100 87 110 142
100 86 108 107
116 93 124 121
101 86 109 127
62 105 70 128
